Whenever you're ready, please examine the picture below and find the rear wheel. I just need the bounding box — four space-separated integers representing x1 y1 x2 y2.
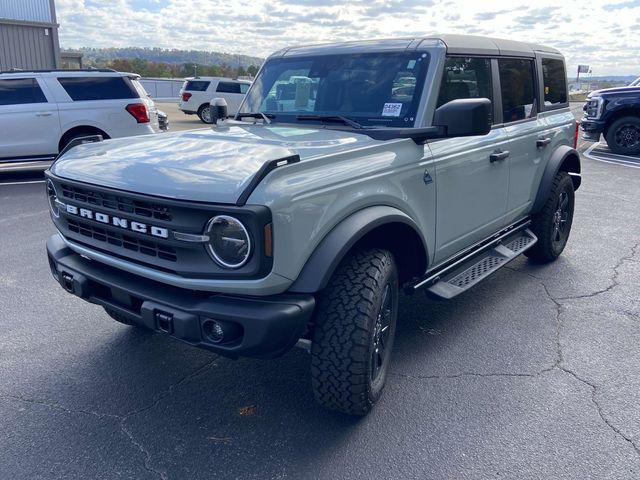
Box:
605 116 640 155
525 171 575 263
197 104 212 124
59 129 109 153
310 249 398 415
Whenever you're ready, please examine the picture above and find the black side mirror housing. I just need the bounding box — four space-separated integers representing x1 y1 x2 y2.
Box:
210 97 229 125
434 98 492 137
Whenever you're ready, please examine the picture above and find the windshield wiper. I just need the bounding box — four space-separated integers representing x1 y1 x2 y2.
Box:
235 112 274 124
296 114 364 129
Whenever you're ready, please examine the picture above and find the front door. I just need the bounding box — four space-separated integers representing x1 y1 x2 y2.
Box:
0 77 60 160
430 56 510 263
430 128 510 262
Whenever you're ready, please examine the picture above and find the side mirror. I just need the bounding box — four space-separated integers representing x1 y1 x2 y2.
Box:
434 98 492 137
209 97 228 125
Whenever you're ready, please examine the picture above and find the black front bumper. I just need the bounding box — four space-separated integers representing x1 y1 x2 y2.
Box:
47 234 315 359
580 118 605 141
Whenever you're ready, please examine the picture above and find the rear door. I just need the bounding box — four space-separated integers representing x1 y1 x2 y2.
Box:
431 57 511 263
215 81 248 114
497 58 549 222
54 75 144 139
0 76 60 160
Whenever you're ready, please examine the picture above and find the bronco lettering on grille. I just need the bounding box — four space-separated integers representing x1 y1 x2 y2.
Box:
65 204 169 239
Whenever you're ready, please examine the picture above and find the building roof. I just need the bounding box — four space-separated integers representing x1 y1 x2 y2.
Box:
273 34 562 59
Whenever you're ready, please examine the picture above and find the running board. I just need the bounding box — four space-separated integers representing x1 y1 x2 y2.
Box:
419 228 537 300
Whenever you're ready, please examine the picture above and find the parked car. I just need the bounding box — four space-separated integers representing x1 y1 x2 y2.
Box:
178 77 251 123
46 35 580 415
0 69 164 165
581 82 640 155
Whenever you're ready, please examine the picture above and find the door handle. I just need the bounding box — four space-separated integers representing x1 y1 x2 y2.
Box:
536 137 552 148
490 150 510 163
36 112 53 117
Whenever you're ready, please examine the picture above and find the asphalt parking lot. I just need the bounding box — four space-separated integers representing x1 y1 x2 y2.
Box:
1 106 639 479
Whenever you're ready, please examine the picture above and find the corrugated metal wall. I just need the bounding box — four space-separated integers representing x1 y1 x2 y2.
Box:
140 78 185 100
0 23 57 70
0 0 53 23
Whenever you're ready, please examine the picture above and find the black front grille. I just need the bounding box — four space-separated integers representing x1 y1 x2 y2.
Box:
61 183 172 222
67 218 178 262
48 173 273 279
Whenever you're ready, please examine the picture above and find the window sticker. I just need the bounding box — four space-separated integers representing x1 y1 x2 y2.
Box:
382 102 403 117
407 59 416 69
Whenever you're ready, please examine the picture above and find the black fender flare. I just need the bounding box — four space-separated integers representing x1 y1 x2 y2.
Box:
531 145 581 214
287 205 428 293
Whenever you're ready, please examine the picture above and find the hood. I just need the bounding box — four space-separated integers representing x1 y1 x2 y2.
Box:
50 124 376 204
587 85 640 98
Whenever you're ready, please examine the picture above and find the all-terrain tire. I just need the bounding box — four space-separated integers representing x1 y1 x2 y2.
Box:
525 171 575 263
310 249 399 415
103 306 136 326
197 104 213 124
605 116 640 156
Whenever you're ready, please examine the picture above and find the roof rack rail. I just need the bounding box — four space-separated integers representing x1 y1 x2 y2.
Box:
0 68 118 74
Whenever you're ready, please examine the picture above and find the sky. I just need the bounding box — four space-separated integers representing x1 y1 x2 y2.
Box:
56 0 640 76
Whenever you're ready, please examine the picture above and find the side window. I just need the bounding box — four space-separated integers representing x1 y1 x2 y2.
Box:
542 58 567 107
216 81 242 94
184 80 210 91
436 57 493 109
498 59 536 122
57 76 139 101
239 83 250 94
0 78 47 106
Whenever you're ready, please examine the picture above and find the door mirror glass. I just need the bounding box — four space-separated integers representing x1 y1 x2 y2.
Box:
434 98 492 137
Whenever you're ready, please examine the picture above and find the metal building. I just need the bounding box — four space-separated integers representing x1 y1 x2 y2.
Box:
0 0 60 70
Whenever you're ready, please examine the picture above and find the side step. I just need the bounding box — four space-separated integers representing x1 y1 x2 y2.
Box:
425 228 537 300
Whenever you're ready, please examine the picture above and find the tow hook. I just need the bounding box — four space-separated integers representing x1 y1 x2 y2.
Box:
61 272 74 293
155 310 174 334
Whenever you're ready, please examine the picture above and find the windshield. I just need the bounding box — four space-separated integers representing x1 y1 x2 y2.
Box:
630 77 640 86
240 51 430 127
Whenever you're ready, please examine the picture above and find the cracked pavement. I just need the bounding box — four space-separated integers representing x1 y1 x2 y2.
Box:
1 142 639 479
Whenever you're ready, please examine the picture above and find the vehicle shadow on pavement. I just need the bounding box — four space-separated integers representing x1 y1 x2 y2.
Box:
3 256 559 479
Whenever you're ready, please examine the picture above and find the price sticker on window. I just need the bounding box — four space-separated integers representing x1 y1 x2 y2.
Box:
382 103 403 117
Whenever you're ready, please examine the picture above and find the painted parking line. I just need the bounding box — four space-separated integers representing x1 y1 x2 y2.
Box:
583 142 640 169
0 179 46 186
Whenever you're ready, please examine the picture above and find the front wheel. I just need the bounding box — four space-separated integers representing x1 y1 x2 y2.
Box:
605 116 640 155
310 249 398 415
525 171 575 263
197 104 213 124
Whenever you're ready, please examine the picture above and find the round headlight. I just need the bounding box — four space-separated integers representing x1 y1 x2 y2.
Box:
46 179 60 218
205 215 251 268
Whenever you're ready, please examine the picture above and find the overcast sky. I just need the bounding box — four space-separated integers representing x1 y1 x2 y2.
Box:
56 0 640 76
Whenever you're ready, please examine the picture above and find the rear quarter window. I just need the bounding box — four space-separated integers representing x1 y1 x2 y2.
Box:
57 76 139 101
184 80 210 91
542 58 568 107
0 78 47 105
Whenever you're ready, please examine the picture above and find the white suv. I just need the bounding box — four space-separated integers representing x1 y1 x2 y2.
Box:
0 69 164 167
178 77 251 123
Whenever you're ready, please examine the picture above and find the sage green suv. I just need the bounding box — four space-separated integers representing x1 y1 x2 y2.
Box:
45 35 580 415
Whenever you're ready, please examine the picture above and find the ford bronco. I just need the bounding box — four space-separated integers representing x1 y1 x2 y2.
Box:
45 35 580 415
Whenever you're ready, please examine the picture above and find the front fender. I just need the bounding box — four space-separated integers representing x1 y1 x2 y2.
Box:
288 205 428 293
531 145 581 214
